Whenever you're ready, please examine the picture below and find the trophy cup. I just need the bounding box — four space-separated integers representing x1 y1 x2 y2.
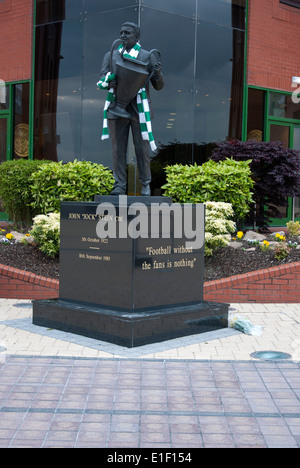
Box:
107 39 160 119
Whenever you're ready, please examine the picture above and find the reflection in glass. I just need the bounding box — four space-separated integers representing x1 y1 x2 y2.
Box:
13 83 30 159
247 88 264 141
0 82 9 111
141 8 195 166
34 20 83 162
270 124 290 148
194 23 244 148
84 0 138 15
198 0 246 30
269 92 300 120
293 126 300 150
36 0 81 25
295 198 300 219
141 0 196 18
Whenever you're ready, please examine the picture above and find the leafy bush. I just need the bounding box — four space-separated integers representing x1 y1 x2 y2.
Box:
30 212 60 257
0 159 51 226
162 159 254 221
205 202 236 256
30 160 114 213
211 140 300 229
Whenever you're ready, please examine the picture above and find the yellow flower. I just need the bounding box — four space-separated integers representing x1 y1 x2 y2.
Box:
237 231 244 239
5 233 14 240
263 240 270 247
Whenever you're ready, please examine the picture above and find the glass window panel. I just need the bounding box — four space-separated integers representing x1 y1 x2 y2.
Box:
197 0 246 30
293 126 300 150
84 0 138 15
270 124 290 147
0 117 7 163
141 0 196 18
295 198 300 219
36 0 83 25
269 92 300 120
13 83 30 159
247 88 264 141
0 82 9 111
34 20 83 162
140 8 196 166
194 22 244 147
82 8 139 166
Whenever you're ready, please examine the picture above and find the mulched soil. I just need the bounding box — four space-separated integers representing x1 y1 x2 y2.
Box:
0 238 300 282
0 244 60 279
204 245 300 281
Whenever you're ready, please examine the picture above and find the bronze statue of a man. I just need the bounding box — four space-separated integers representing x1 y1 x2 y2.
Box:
98 22 164 196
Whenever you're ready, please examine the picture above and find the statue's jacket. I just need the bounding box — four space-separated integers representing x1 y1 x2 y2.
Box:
100 47 164 121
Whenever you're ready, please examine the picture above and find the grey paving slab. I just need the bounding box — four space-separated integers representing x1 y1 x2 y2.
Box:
0 299 299 448
0 356 299 448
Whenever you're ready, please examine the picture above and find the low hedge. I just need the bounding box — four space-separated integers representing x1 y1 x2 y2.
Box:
162 158 254 221
0 159 51 226
0 159 114 225
30 160 114 213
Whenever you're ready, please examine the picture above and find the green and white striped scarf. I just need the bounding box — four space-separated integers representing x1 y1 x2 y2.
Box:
97 43 157 152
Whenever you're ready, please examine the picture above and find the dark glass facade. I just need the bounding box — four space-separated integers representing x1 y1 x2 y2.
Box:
34 0 246 192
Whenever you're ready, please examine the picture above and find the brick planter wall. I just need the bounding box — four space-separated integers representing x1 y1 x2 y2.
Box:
0 262 300 303
0 264 59 300
204 262 300 303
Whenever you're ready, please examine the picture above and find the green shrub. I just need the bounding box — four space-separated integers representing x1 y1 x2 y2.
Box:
30 212 60 257
30 160 114 213
0 159 51 226
205 201 236 256
162 159 254 221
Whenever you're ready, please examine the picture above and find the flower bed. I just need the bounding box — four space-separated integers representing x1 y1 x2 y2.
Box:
0 224 300 303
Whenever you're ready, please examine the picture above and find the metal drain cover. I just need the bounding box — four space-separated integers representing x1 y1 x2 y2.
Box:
251 351 291 361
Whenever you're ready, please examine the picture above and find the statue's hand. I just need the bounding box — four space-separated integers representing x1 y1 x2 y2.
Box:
108 79 117 89
153 61 162 74
107 73 117 89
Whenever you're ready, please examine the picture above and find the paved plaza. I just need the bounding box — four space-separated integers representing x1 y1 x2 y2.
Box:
0 299 299 448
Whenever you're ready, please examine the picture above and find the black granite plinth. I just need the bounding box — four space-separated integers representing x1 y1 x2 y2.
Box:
32 197 229 347
32 299 228 348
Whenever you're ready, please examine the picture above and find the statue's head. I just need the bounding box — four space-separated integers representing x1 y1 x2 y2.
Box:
120 22 140 50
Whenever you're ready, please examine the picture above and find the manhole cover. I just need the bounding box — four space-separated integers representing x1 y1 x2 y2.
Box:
251 351 291 361
13 302 32 309
0 346 7 353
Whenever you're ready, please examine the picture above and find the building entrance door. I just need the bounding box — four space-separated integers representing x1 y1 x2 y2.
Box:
267 121 300 225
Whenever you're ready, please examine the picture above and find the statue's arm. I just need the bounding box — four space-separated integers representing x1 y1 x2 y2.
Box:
99 52 110 80
97 52 117 90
